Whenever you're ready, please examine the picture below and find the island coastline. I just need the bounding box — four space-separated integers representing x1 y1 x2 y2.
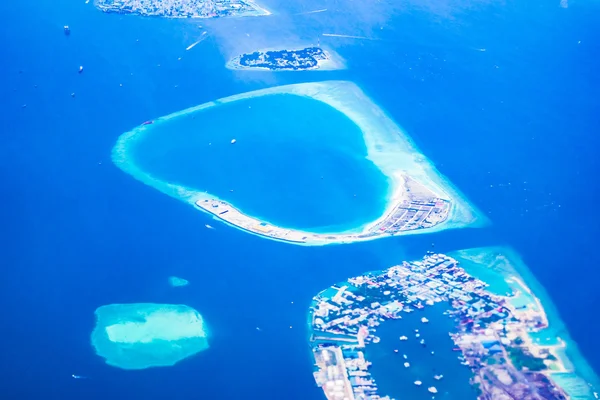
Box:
93 0 271 19
226 46 346 71
307 248 599 399
449 247 600 399
112 81 488 246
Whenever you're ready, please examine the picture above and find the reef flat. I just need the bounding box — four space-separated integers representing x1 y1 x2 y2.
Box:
307 249 599 399
91 303 208 370
112 81 487 245
226 47 346 71
168 276 189 287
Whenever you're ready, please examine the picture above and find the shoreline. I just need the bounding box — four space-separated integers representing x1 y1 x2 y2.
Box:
94 0 271 19
449 247 600 399
112 81 487 246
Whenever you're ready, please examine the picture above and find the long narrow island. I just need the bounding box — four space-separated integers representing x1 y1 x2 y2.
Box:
194 175 450 244
227 47 345 71
94 0 270 19
308 249 599 399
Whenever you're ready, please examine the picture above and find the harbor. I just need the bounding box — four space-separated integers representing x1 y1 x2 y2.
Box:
307 252 584 399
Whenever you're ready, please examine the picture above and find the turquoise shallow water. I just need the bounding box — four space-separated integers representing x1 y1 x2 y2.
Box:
450 248 600 399
366 303 476 400
129 93 389 231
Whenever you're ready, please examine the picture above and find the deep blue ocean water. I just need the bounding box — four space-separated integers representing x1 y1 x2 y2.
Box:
1 0 599 398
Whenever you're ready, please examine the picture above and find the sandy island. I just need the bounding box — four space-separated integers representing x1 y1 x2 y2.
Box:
112 81 487 245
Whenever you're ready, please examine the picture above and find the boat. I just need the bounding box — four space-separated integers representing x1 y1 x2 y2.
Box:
142 120 154 125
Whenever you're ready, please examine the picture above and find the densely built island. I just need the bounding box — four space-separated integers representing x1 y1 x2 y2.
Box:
227 47 346 71
113 81 487 245
194 176 451 244
308 249 599 399
94 0 270 19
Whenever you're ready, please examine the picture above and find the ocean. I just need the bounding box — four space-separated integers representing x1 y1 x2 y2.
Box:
1 0 599 398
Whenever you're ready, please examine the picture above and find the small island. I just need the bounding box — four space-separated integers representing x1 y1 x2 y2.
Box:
94 0 270 19
227 47 345 71
308 249 598 399
91 303 208 370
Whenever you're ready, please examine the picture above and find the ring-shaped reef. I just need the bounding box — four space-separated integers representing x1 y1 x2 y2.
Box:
112 81 487 245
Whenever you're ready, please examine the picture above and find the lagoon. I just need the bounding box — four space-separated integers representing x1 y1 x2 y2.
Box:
114 81 486 244
128 93 388 232
366 304 476 400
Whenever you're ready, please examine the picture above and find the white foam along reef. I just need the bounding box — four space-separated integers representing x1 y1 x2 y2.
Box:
112 81 488 245
449 247 600 399
91 303 208 370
